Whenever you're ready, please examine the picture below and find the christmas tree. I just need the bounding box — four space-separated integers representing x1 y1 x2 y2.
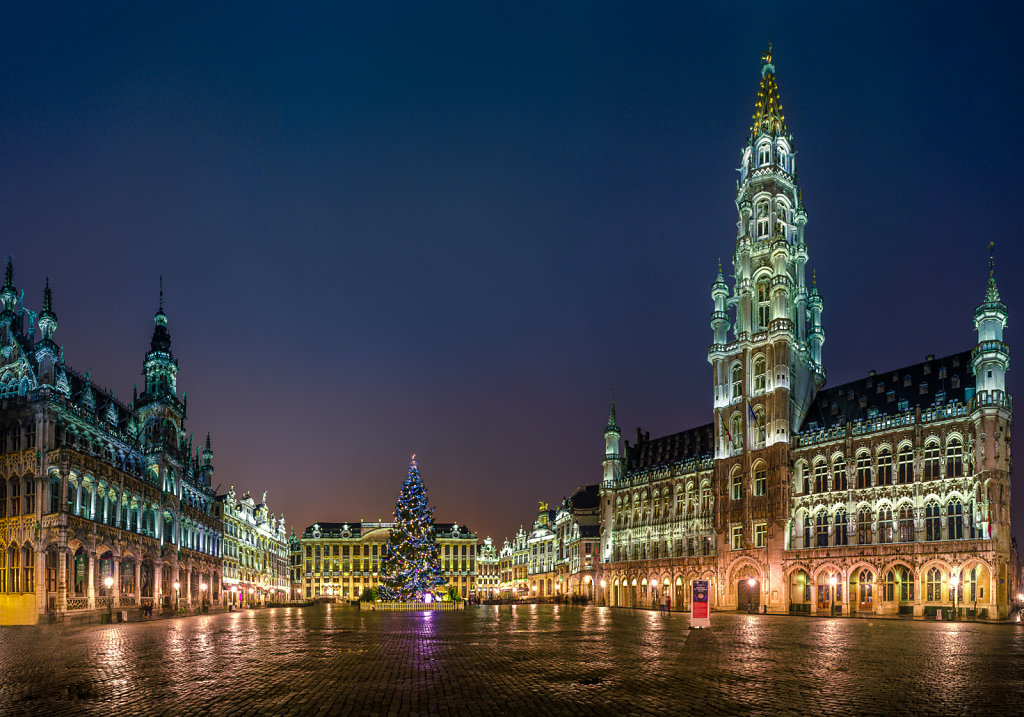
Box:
378 455 445 601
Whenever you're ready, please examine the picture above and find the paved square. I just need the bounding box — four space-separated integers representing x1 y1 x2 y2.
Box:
1 605 1022 715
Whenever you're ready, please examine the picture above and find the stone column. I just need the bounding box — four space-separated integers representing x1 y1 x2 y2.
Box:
134 558 142 604
112 558 121 607
57 546 68 612
87 551 96 609
35 547 46 614
185 565 192 606
153 562 162 610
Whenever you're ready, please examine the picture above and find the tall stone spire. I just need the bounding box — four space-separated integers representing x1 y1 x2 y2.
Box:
38 277 57 342
750 44 787 138
973 242 1008 398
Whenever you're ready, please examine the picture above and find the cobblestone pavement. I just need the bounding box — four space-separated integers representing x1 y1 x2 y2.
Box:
2 605 1023 716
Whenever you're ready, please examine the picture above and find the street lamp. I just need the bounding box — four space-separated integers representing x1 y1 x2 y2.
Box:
949 573 960 620
829 575 838 616
200 583 208 612
249 586 255 608
173 581 181 613
746 577 757 613
104 576 114 620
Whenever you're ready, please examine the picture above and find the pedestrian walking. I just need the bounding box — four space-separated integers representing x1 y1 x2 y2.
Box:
666 595 671 612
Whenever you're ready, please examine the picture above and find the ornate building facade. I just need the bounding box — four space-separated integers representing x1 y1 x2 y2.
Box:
296 520 477 600
0 268 222 625
597 49 1014 619
474 536 499 598
214 484 289 606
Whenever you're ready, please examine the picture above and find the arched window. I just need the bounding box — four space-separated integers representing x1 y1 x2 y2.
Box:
700 482 711 513
877 449 892 486
802 512 812 547
926 567 942 601
947 499 963 540
897 445 913 483
731 470 743 501
900 568 914 601
731 365 743 401
730 413 743 451
813 460 828 493
925 501 941 541
924 441 940 480
753 356 767 394
756 199 770 238
834 509 848 546
856 452 872 489
0 482 5 518
652 492 661 521
8 479 20 517
878 506 894 544
898 505 915 543
758 143 770 167
775 200 787 236
815 512 829 547
832 460 847 491
756 280 771 330
857 509 872 545
946 438 963 477
966 566 978 602
675 490 684 516
776 143 788 172
753 465 767 496
752 406 766 449
883 570 895 601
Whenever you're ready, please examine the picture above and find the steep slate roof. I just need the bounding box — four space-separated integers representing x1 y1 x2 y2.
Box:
798 349 974 433
570 484 600 510
624 423 715 473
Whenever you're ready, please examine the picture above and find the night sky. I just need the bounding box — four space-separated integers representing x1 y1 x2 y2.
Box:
1 3 1021 547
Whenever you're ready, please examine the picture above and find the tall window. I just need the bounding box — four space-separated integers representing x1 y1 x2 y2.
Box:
775 201 787 236
857 509 872 545
900 568 914 601
926 568 942 601
834 509 848 545
833 460 847 491
878 506 894 544
756 280 771 329
731 526 742 550
652 493 661 521
731 365 743 401
700 483 711 513
947 499 963 540
897 445 913 483
856 452 871 489
899 505 915 542
675 490 684 516
9 480 20 517
924 441 940 480
946 438 963 477
776 144 788 172
758 143 770 166
23 478 34 515
815 512 828 547
752 406 766 449
753 467 767 497
925 501 941 541
877 449 892 486
731 471 743 501
753 356 767 394
813 460 828 493
756 200 770 238
730 414 743 451
883 570 895 601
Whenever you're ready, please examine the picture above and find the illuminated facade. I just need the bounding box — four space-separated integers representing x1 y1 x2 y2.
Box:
0 269 221 624
598 49 1014 619
474 536 499 598
214 485 289 605
297 520 477 600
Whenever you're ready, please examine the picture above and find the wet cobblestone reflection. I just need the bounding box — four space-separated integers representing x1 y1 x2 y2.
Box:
2 604 1023 716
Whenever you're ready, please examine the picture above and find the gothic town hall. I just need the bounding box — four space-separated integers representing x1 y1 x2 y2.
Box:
597 49 1014 619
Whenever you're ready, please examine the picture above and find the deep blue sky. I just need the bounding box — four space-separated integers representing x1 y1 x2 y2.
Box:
1 3 1021 547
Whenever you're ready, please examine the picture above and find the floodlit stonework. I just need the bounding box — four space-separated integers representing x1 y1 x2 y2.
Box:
596 49 1017 618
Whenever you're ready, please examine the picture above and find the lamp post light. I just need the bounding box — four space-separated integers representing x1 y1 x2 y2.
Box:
746 577 757 613
249 586 255 608
104 576 114 620
173 581 181 613
200 583 208 612
829 575 838 616
949 573 960 621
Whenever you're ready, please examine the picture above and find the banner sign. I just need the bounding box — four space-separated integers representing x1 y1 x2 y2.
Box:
691 579 710 628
